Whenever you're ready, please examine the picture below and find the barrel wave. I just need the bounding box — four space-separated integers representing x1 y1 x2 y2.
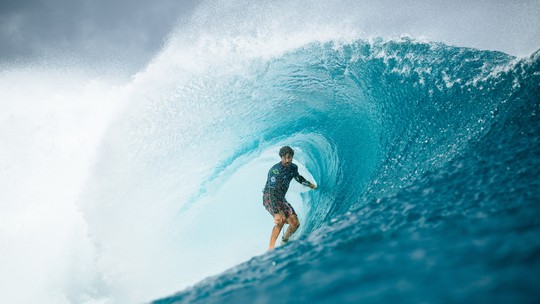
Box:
79 38 540 303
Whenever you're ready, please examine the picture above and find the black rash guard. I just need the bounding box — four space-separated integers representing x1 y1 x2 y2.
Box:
263 162 310 197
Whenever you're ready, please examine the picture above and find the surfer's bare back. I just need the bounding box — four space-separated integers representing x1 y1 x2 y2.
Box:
262 146 317 250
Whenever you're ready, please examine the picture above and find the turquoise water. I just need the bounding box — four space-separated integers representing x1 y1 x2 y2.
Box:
139 40 540 303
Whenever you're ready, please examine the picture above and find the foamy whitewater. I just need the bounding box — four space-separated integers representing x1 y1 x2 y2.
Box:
1 1 539 303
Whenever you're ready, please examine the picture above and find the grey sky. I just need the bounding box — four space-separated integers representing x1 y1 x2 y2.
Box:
0 0 196 71
1 0 539 72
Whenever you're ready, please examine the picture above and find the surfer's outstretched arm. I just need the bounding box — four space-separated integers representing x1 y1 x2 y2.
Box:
293 167 317 189
295 175 317 189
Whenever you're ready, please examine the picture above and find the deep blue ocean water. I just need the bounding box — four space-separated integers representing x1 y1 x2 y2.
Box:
138 39 540 303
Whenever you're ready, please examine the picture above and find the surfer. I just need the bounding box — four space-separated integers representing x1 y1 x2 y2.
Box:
263 146 317 250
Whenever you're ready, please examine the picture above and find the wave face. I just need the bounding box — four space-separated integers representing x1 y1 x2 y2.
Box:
134 39 540 303
79 36 539 302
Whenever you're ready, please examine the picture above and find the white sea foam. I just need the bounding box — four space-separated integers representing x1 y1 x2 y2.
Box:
0 66 128 303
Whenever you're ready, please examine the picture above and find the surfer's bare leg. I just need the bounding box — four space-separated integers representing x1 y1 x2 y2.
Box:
269 213 286 250
282 214 300 242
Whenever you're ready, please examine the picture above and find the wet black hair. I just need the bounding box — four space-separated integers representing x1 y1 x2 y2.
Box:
279 146 294 157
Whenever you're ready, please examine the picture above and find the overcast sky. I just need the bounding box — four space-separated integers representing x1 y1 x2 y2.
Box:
1 0 539 72
0 0 196 71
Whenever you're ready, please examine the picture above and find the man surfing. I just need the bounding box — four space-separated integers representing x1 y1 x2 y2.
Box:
262 146 317 250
